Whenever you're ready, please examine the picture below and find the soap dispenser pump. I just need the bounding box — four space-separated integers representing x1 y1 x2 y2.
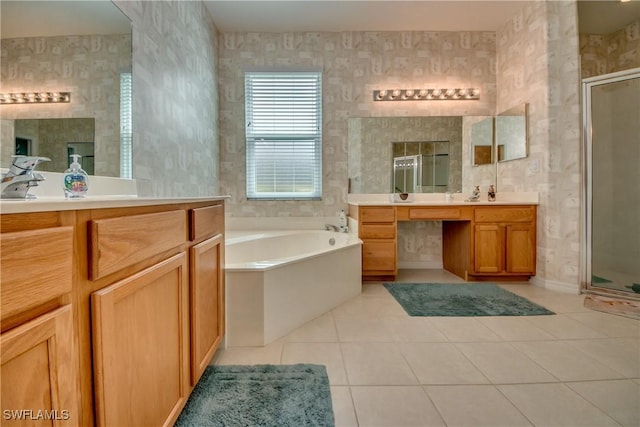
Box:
63 154 88 198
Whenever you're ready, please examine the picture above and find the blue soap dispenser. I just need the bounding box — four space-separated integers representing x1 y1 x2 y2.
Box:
63 154 88 198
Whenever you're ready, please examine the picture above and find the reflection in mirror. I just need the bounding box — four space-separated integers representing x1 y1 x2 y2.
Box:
0 1 132 177
496 103 528 162
13 118 95 175
348 116 463 194
471 117 494 166
392 141 449 193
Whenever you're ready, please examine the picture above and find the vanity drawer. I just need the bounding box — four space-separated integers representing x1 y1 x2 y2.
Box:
90 210 186 280
189 203 224 241
362 241 396 271
409 207 462 220
360 224 396 239
1 226 73 321
475 206 535 223
360 207 395 223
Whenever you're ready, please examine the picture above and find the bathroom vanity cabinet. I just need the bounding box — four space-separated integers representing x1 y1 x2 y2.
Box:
0 198 225 427
349 203 537 281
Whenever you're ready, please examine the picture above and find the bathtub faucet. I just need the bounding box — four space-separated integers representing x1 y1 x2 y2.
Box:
324 224 340 232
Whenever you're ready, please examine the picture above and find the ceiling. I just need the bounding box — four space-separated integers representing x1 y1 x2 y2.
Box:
204 0 640 34
1 1 638 39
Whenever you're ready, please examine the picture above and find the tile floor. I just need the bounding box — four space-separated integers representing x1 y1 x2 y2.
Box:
212 269 640 427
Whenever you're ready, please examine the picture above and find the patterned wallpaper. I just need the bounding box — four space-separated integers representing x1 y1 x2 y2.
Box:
218 31 497 218
114 0 219 196
580 19 640 78
0 34 131 176
496 1 581 291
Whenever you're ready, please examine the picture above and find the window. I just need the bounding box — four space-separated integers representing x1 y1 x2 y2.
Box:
120 72 132 179
245 72 322 199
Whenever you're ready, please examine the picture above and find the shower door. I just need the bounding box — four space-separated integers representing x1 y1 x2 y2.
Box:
583 68 640 295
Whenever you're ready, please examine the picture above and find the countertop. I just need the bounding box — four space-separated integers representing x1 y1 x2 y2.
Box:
0 196 229 214
347 192 539 206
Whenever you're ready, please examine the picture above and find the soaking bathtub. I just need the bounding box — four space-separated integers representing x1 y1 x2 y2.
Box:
225 230 362 347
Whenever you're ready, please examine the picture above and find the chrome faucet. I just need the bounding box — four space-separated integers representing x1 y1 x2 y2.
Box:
1 156 50 199
324 224 340 232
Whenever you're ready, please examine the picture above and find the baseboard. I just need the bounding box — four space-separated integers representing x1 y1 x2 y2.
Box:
397 260 443 269
530 276 580 294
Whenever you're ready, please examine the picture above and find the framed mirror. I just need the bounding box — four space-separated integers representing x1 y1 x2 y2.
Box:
496 103 528 162
471 117 494 166
0 1 132 177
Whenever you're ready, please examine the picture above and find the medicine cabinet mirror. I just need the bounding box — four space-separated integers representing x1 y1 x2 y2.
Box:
471 117 494 166
496 103 528 162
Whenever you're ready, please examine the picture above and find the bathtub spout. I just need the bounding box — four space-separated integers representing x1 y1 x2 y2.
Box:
324 224 339 232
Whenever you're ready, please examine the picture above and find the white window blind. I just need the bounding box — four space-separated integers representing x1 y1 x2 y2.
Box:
245 72 322 199
120 72 132 179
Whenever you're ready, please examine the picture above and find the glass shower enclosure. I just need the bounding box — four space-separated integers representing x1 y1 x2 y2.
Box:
582 68 640 296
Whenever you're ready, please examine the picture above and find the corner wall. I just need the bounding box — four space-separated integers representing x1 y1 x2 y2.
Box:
114 0 219 196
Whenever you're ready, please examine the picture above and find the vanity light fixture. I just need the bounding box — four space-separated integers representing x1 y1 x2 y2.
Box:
0 92 71 105
373 88 479 101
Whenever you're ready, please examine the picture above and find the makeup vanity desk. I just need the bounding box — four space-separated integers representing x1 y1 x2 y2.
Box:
348 194 538 282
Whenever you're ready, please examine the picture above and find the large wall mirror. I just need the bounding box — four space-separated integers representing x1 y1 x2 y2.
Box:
348 116 466 194
471 117 494 166
0 1 132 177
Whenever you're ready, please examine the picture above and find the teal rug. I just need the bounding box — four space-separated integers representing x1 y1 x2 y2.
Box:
383 283 555 316
592 274 612 284
175 364 334 427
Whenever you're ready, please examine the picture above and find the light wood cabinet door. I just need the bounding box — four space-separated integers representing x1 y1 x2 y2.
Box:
189 234 224 385
91 253 189 427
1 305 79 426
505 224 535 274
362 241 397 273
473 224 504 273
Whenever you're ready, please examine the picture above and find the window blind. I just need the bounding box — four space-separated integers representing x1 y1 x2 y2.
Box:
120 72 132 179
245 72 322 199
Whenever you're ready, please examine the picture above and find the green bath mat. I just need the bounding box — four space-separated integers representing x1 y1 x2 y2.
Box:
175 364 334 427
383 283 555 316
592 275 613 284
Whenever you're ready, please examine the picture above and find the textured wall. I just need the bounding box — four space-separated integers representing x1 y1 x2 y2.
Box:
0 34 130 176
218 31 496 218
114 0 219 196
497 1 581 291
580 19 640 78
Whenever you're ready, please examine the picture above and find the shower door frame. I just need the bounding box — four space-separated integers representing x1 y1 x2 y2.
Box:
581 67 640 297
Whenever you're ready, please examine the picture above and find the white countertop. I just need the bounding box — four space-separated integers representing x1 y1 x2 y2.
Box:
347 192 539 206
0 196 229 214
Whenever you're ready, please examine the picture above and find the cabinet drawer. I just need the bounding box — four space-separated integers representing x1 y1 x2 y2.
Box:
189 204 224 241
362 241 396 271
90 210 186 280
1 226 73 321
360 224 396 239
475 206 535 223
409 207 461 220
361 207 395 223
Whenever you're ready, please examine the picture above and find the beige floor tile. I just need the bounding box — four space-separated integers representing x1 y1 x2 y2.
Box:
351 386 445 427
284 312 339 342
456 342 558 384
498 383 621 426
567 311 640 337
477 316 555 341
399 342 489 385
425 385 533 427
281 342 348 385
330 386 358 427
523 314 607 339
429 317 502 342
567 337 640 378
361 283 389 296
381 316 448 342
334 315 395 342
214 339 284 365
341 342 418 385
567 380 640 427
511 341 627 381
394 268 464 283
332 295 407 318
524 294 591 314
